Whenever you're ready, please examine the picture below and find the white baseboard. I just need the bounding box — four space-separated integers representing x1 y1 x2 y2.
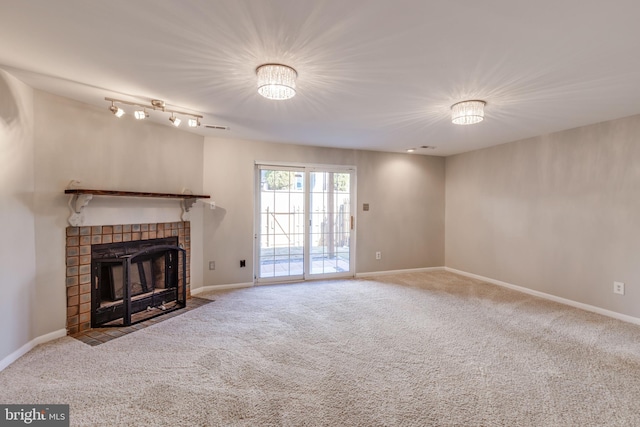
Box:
445 267 640 326
356 266 445 278
0 328 67 372
191 282 254 295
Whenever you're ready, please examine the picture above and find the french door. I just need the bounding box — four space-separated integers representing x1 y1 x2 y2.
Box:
255 164 355 283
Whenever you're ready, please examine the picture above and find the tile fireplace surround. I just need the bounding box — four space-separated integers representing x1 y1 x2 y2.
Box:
65 221 191 335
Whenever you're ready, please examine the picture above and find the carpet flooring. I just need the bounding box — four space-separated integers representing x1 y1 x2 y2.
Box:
1 271 640 426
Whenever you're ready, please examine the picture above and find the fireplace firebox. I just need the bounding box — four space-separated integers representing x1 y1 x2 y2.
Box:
91 237 186 327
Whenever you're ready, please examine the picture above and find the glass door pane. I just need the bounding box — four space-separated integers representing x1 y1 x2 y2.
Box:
308 171 353 277
257 167 305 281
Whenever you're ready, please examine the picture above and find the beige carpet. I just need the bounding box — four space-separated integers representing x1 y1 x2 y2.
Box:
2 271 640 426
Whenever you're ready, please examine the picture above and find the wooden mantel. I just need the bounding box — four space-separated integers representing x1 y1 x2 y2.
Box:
64 188 211 226
64 188 210 200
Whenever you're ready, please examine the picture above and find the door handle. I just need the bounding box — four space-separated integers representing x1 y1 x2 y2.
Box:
350 216 354 230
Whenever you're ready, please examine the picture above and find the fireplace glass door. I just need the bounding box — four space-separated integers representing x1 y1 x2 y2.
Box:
108 260 153 301
91 237 185 327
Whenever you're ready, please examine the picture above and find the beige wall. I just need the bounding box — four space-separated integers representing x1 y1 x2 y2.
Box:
445 114 640 317
202 137 445 286
32 91 205 337
0 70 36 362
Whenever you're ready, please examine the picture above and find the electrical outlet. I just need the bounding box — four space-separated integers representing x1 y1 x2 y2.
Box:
209 261 215 270
613 281 625 295
240 260 246 268
376 251 381 260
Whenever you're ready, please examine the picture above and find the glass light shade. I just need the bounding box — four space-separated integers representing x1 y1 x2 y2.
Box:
256 64 297 100
451 100 485 125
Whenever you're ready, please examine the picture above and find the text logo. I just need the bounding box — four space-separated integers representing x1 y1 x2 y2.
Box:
0 405 69 426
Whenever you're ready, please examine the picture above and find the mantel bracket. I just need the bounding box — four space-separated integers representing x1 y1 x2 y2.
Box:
181 190 196 221
68 193 93 226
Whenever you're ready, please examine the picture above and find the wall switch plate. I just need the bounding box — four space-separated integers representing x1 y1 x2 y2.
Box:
209 261 215 270
210 201 216 210
614 281 625 295
375 251 381 260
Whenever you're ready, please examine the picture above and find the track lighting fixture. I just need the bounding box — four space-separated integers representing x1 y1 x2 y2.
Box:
169 114 181 127
104 97 202 128
109 101 125 118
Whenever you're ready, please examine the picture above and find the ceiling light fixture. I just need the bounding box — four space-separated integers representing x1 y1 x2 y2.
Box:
256 63 297 100
134 109 148 120
188 118 200 128
451 100 486 125
169 113 181 127
105 97 202 128
109 101 125 118
406 148 415 153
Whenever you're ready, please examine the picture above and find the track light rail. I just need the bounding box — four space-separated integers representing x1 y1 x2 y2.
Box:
105 97 202 127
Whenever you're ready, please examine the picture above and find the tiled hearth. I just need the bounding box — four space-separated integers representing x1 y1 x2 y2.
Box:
65 221 191 335
73 296 211 346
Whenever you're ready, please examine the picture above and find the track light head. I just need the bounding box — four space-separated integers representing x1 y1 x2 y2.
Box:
109 102 125 118
169 114 181 127
134 109 148 120
188 118 200 128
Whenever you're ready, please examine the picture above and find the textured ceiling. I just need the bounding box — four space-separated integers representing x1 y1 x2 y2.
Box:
1 0 640 156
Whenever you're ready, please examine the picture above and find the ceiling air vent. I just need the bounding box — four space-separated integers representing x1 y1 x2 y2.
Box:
420 146 437 150
205 125 230 131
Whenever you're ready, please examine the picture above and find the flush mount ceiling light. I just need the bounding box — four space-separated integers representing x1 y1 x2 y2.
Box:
407 146 437 153
256 63 297 100
105 97 202 128
451 100 486 125
108 101 125 118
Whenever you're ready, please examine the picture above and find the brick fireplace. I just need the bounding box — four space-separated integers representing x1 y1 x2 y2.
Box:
65 221 191 335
